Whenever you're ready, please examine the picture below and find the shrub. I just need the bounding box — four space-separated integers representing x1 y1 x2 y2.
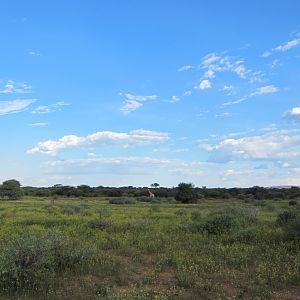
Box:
191 210 202 222
289 200 298 206
88 219 115 230
202 214 238 234
0 231 93 293
97 208 112 218
284 216 300 239
109 197 136 205
276 210 298 226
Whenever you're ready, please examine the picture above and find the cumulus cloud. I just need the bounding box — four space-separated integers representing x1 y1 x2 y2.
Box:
120 93 157 113
31 101 69 114
28 129 169 155
262 38 300 57
251 85 278 96
284 106 300 122
195 79 212 90
203 132 300 163
0 80 32 94
0 99 37 116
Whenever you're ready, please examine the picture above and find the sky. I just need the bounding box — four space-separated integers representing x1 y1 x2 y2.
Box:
1 0 300 188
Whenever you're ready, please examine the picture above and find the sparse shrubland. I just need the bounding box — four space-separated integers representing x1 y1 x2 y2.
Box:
0 195 299 299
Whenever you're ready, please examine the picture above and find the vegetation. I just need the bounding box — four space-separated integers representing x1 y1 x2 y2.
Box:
0 180 300 298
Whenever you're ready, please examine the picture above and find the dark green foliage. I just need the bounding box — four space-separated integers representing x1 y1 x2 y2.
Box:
289 200 298 206
283 216 300 239
175 182 198 203
276 210 298 226
0 179 23 200
202 214 238 234
109 197 136 204
0 231 93 293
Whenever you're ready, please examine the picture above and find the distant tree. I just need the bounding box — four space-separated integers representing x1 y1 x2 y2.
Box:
0 179 23 200
150 183 160 188
175 182 198 203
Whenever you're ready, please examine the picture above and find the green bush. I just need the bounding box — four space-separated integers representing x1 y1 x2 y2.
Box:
276 210 298 226
202 214 238 234
109 197 136 205
289 200 298 206
0 231 93 293
88 219 115 230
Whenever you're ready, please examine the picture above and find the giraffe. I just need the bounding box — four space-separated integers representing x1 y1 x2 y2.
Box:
148 188 155 198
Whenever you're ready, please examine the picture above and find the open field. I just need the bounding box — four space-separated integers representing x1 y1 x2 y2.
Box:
0 196 300 299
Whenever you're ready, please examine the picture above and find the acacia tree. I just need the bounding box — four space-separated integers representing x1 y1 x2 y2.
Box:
175 182 198 203
0 179 23 200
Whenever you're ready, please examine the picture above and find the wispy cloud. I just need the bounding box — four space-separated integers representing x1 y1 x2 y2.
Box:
251 85 278 96
215 112 232 118
170 95 180 103
200 52 263 83
31 101 69 114
0 99 37 116
222 97 247 107
0 80 32 94
177 65 194 72
28 129 169 155
27 50 41 56
262 38 300 57
30 122 48 127
120 93 157 113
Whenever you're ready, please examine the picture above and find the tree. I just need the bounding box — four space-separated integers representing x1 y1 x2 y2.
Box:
0 179 23 200
150 183 160 188
175 182 198 203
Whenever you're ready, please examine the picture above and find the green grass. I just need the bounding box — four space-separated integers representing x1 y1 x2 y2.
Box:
0 196 299 299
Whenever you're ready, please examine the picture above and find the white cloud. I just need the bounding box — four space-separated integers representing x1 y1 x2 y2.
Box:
28 50 41 56
44 155 205 178
204 69 215 78
251 85 278 96
222 85 234 92
30 122 48 127
262 38 300 57
284 106 300 122
215 112 232 118
200 53 263 82
183 91 192 96
120 93 157 113
28 129 169 155
0 99 37 116
177 65 194 72
0 80 32 94
195 79 212 90
31 101 69 114
201 53 220 67
204 132 300 163
222 97 247 107
170 95 180 103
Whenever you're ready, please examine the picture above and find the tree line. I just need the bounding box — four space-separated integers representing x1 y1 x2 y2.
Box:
1 179 299 202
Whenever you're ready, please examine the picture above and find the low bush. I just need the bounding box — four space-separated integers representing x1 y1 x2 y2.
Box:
289 200 298 206
0 231 93 293
88 219 115 230
276 210 298 226
202 214 238 234
109 197 136 205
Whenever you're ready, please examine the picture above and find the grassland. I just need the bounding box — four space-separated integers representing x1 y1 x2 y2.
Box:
0 196 299 299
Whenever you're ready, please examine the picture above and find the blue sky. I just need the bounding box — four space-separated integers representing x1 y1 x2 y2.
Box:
1 0 300 187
